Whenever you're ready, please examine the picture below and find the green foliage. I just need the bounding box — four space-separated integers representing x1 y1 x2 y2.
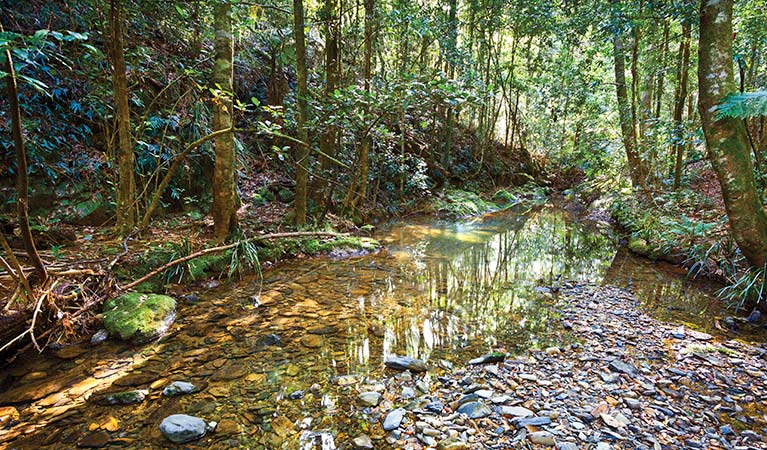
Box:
717 264 766 312
434 190 496 217
715 91 767 119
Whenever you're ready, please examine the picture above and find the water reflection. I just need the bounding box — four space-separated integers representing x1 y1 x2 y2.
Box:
367 205 616 363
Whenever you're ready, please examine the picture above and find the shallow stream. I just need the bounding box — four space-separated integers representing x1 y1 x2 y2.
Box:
0 205 764 449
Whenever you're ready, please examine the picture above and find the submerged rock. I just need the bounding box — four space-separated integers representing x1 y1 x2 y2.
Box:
384 356 428 372
77 431 110 448
102 293 176 344
163 381 196 396
92 390 147 406
159 414 215 444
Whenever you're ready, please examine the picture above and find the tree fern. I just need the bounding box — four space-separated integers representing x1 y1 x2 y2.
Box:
715 90 767 119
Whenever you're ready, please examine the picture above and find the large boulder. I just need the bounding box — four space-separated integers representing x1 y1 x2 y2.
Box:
103 293 176 344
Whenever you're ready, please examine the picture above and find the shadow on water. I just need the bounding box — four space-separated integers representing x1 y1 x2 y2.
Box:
0 204 764 448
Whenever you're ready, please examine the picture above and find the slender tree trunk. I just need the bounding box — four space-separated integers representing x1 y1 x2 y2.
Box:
293 0 310 225
611 0 646 189
109 0 136 235
2 24 47 281
353 0 374 209
654 19 670 120
698 0 767 268
672 21 691 189
442 0 457 167
316 0 339 203
212 1 239 240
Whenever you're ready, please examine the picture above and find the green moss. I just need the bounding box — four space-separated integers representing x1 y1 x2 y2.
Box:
303 237 380 255
434 189 496 217
103 293 176 343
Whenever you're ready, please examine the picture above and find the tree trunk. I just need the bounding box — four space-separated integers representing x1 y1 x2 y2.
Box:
315 0 339 202
442 0 457 167
654 19 670 120
293 0 310 225
352 0 374 209
109 0 136 235
698 0 767 268
611 0 646 189
212 1 239 241
2 25 47 280
672 21 691 189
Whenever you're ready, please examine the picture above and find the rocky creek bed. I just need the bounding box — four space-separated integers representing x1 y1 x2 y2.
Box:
0 208 766 449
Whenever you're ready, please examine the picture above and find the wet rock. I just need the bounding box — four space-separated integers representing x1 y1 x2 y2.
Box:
0 406 19 426
92 390 147 406
159 414 214 444
90 329 109 345
527 431 556 446
624 398 641 410
289 390 304 400
163 381 196 396
385 356 428 372
256 333 283 347
358 391 382 407
301 335 323 348
425 401 445 413
467 352 505 365
456 401 492 419
351 434 373 449
102 293 176 344
77 431 110 448
212 363 248 381
54 345 87 359
720 424 734 435
383 408 406 431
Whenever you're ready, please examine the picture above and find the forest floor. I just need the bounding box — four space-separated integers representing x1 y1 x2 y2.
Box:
348 283 767 450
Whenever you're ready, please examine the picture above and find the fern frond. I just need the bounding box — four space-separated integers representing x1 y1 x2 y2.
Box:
715 90 767 119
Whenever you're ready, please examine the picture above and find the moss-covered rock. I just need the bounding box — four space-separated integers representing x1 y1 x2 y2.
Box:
103 293 177 344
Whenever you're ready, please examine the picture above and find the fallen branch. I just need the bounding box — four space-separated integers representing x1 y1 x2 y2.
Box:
120 231 347 291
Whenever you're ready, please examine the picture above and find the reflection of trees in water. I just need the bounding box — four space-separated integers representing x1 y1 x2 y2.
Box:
602 247 722 324
369 208 616 359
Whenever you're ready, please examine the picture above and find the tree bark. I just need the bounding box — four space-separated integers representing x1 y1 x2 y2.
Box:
611 0 646 189
293 0 310 225
109 0 136 235
212 0 239 240
698 0 767 268
315 0 339 202
352 0 374 209
672 21 691 189
2 25 47 281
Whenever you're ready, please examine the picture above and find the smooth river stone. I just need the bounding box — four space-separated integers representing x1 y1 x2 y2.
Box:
159 414 214 444
384 356 428 372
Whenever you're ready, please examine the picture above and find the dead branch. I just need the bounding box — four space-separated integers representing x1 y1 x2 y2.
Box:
120 231 347 291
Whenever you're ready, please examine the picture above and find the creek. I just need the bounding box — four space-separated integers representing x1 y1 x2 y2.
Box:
0 204 764 449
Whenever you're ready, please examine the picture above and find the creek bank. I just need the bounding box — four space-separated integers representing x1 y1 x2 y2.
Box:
345 282 767 449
